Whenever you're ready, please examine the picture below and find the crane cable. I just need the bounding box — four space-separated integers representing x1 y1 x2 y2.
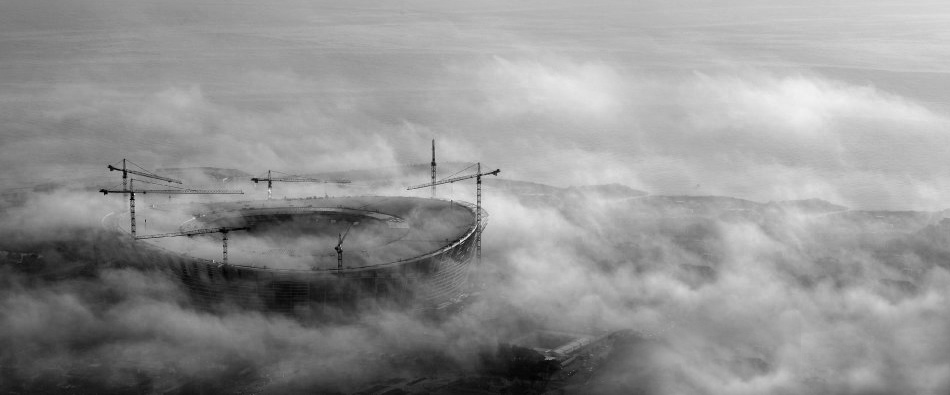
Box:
442 162 477 181
110 159 167 180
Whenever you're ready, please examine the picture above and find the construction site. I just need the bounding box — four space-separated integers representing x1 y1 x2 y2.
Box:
0 148 646 394
97 146 501 315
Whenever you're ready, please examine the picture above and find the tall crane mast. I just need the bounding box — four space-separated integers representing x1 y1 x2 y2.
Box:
134 226 250 265
99 179 244 238
251 170 351 200
407 163 500 266
334 222 355 270
108 159 182 190
431 139 437 198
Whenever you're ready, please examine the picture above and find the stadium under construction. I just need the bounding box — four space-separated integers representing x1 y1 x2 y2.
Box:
102 196 483 314
98 153 499 315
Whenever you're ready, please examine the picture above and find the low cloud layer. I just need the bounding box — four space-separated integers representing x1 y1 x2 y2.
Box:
2 0 950 393
480 188 950 394
5 185 950 393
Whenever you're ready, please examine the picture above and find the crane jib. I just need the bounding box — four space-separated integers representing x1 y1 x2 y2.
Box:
252 177 351 184
99 189 243 195
107 165 182 184
406 169 500 190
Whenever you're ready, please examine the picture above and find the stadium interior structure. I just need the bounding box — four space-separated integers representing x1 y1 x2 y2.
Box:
102 195 483 315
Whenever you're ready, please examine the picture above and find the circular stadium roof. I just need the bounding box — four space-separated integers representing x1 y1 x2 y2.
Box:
124 196 478 271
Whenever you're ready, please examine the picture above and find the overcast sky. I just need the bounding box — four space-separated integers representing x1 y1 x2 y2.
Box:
2 0 949 208
5 2 950 393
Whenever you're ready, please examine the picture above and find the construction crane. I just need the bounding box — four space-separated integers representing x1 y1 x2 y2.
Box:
135 226 250 265
407 163 500 266
108 159 181 190
430 139 437 198
99 178 244 238
251 170 352 200
334 222 355 270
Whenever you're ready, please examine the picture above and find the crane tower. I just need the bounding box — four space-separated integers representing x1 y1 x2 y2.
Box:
100 178 243 238
407 163 500 265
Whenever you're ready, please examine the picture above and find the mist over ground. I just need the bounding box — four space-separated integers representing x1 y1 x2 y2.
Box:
2 0 950 393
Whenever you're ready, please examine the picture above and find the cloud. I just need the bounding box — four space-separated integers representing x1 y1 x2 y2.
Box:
478 187 950 394
4 69 950 393
663 70 950 209
478 55 624 119
3 1 950 393
3 5 949 209
0 263 505 392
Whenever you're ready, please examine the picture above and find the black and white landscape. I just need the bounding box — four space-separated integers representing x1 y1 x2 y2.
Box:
2 1 950 393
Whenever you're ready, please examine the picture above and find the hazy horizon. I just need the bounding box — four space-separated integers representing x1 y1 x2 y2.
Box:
1 0 949 209
3 2 950 394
